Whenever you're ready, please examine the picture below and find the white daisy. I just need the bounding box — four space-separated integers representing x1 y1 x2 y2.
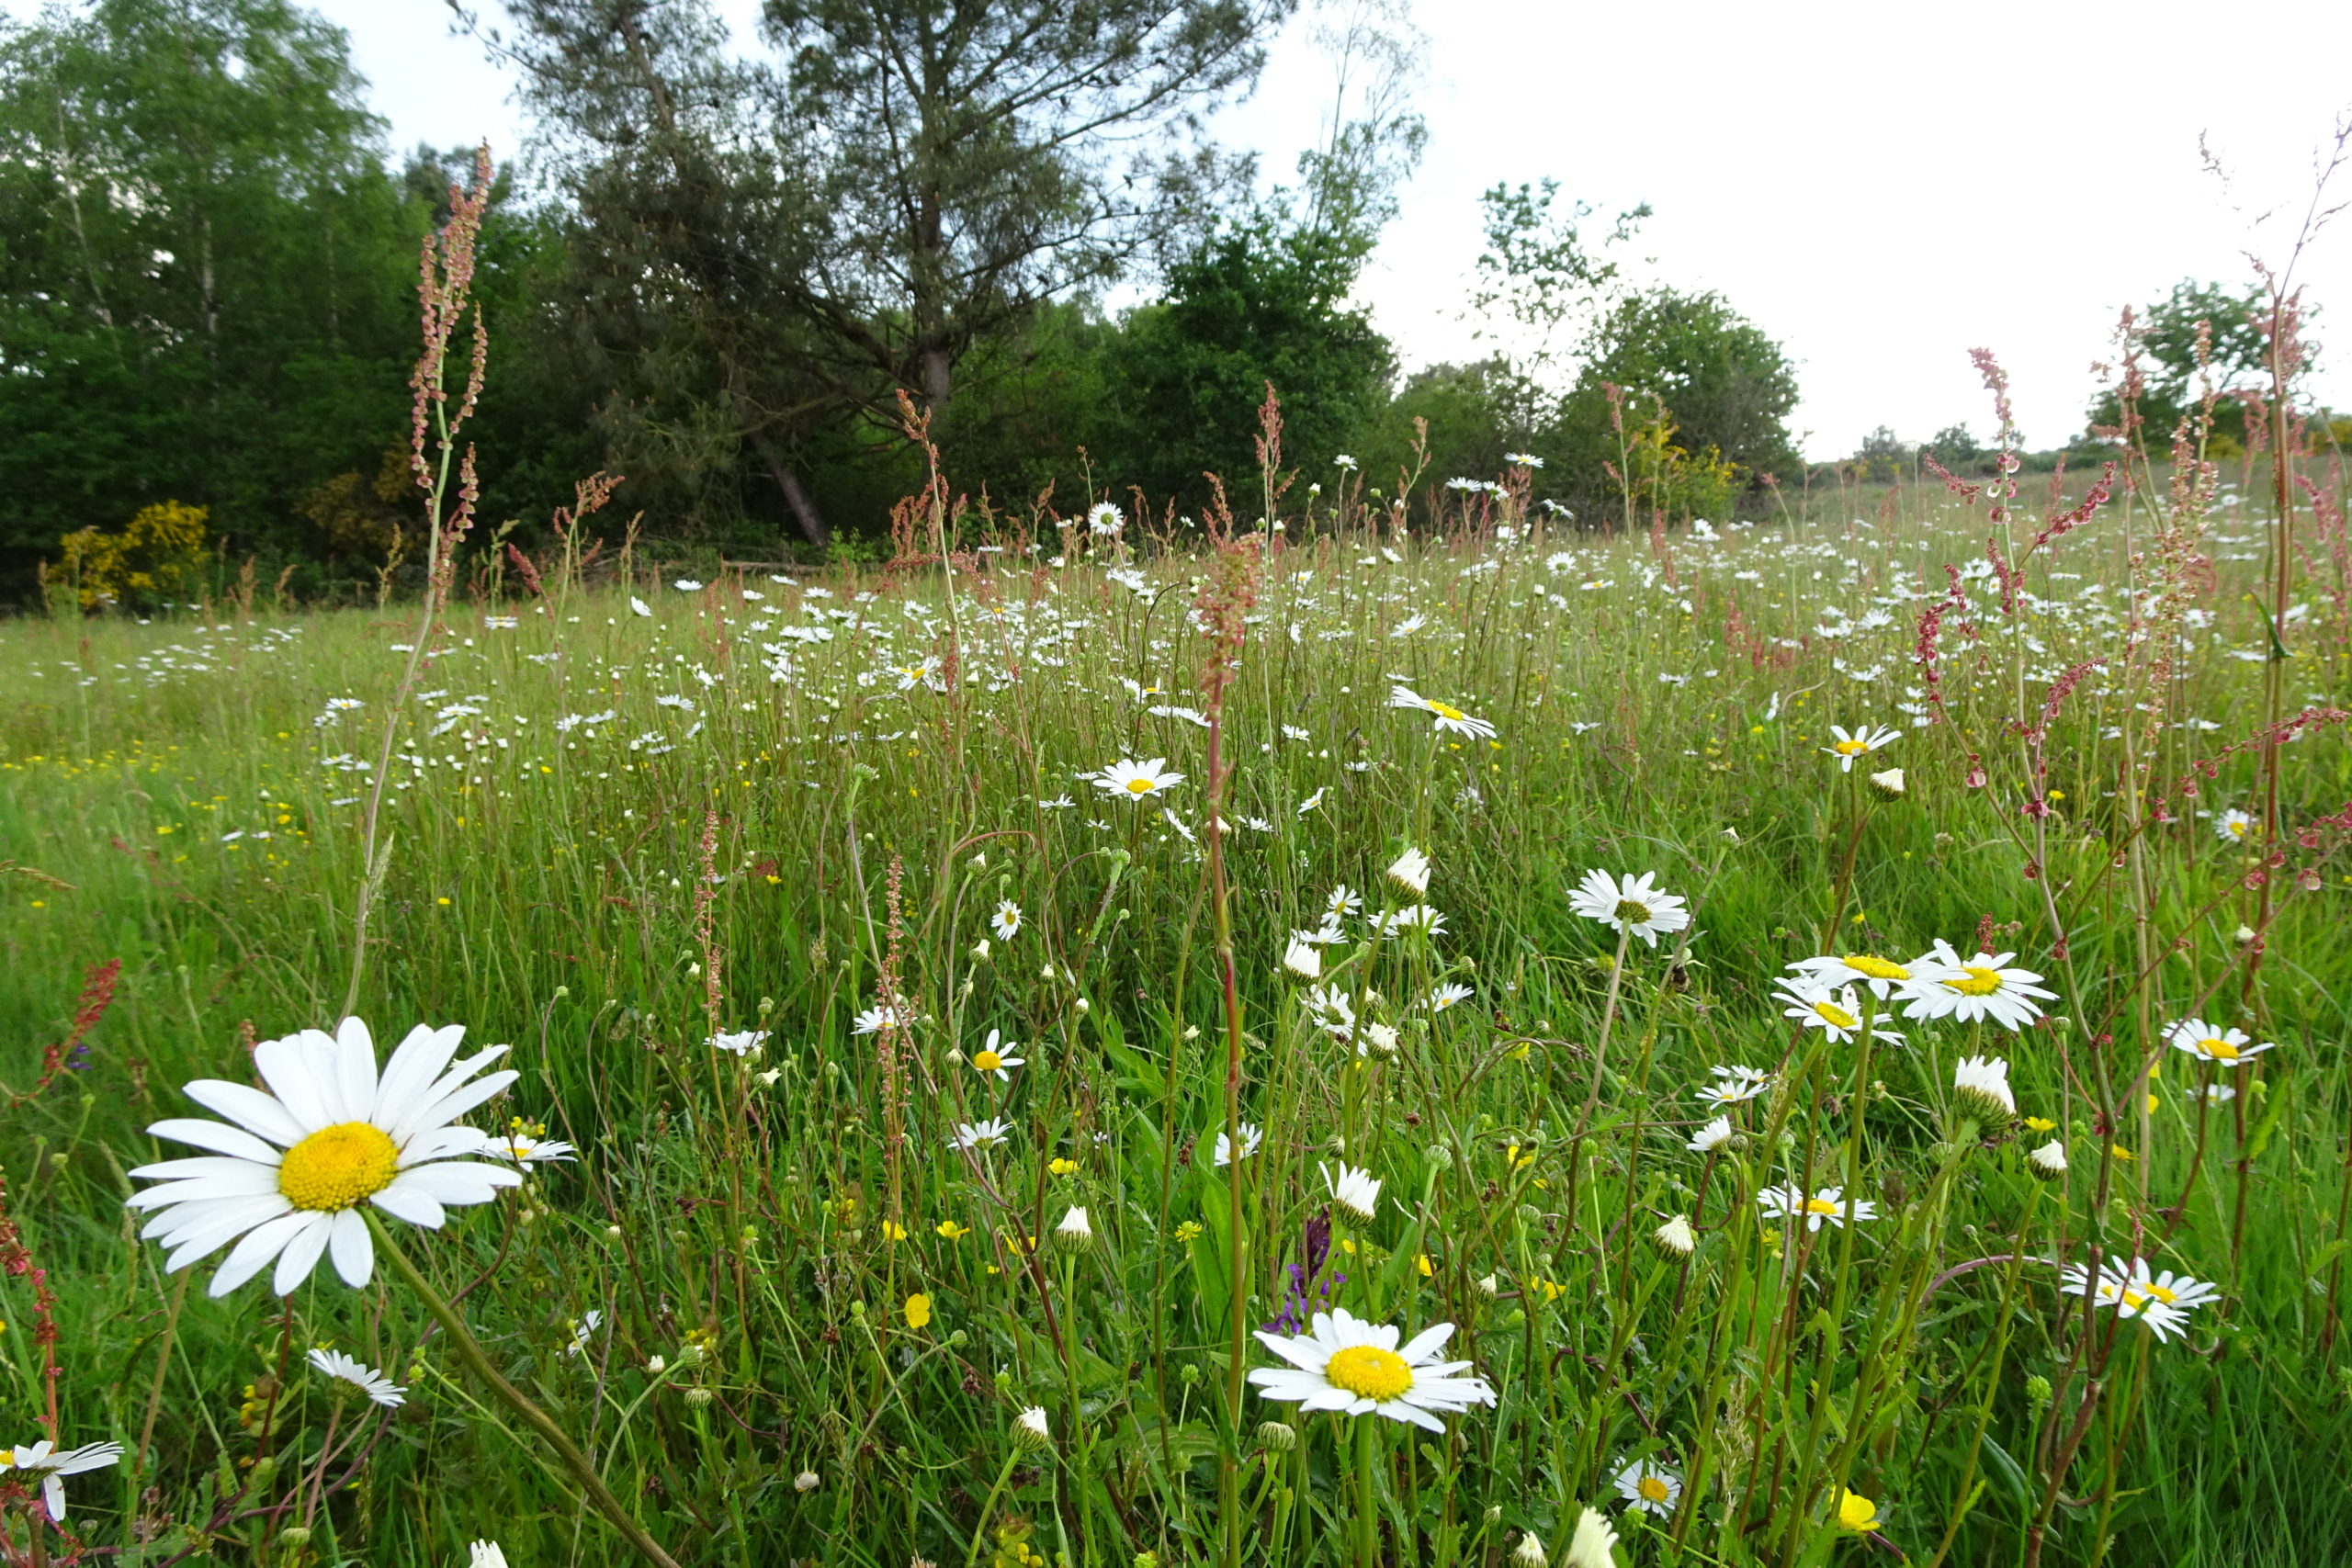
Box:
1388 684 1498 740
1213 1122 1264 1166
2027 1139 2068 1179
1567 869 1691 948
1427 981 1474 1013
1375 904 1448 938
1755 1184 1876 1232
707 1029 769 1056
2058 1254 2217 1342
1901 941 2057 1032
1090 757 1184 799
1952 1055 2017 1120
851 999 912 1035
968 1029 1025 1083
1786 952 1919 1001
1247 1310 1496 1431
950 1118 1013 1151
308 1348 407 1406
1086 501 1125 536
2214 807 2256 843
1653 1215 1696 1256
470 1545 511 1568
1565 1506 1619 1568
1695 1065 1772 1109
486 1121 577 1166
1323 1162 1383 1221
1822 724 1900 771
126 1018 523 1297
1282 935 1323 978
2163 1017 2274 1066
1324 885 1364 920
990 900 1023 941
1613 1457 1683 1517
3 1438 124 1522
1386 848 1431 896
1688 1116 1734 1153
1774 980 1903 1045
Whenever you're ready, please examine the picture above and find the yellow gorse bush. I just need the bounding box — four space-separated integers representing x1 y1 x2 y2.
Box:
56 500 213 610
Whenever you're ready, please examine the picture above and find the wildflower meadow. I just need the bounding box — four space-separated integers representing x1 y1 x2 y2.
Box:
6 162 2352 1568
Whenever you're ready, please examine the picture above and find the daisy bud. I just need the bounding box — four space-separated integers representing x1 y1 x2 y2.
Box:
1057 1205 1095 1248
1257 1420 1297 1451
1386 846 1431 896
793 1470 820 1493
972 938 992 961
2027 1139 2068 1180
1476 1273 1498 1297
1012 1405 1054 1452
605 1224 623 1238
1654 1214 1697 1257
1564 1506 1618 1568
1322 1161 1383 1222
1365 1021 1400 1055
2233 924 2256 945
1040 964 1057 981
1868 767 1905 799
279 1528 312 1549
469 1544 510 1568
1720 827 1740 843
1282 935 1322 979
685 1386 714 1406
1512 1530 1548 1567
756 1068 782 1087
1074 998 1090 1013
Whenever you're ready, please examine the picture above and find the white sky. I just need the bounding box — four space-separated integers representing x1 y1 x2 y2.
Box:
25 0 2352 459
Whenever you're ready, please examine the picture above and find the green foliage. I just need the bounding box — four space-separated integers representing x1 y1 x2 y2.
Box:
1103 221 1396 508
2084 279 2280 448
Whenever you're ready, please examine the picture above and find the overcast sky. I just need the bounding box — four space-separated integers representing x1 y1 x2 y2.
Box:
53 0 2352 459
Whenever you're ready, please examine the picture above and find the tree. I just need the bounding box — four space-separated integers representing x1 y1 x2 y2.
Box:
0 0 423 593
2085 278 2285 450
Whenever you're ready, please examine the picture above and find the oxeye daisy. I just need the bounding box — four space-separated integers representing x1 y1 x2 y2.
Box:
487 1119 577 1167
2059 1254 2216 1341
851 998 912 1035
1613 1457 1683 1517
1324 884 1364 920
125 1017 523 1298
968 1029 1025 1083
1952 1055 2017 1121
2214 807 2256 843
950 1118 1013 1151
1281 935 1323 978
1389 684 1499 740
1247 1310 1496 1431
1086 501 1125 536
1756 1184 1876 1232
1787 952 1918 1000
1427 981 1474 1013
1902 941 2057 1032
1822 724 1900 771
1688 1115 1734 1153
2163 1017 2274 1066
1386 847 1431 896
3 1438 124 1522
707 1029 768 1056
1323 1161 1383 1221
308 1348 407 1406
1090 757 1183 799
1213 1122 1264 1166
1774 980 1903 1045
1695 1065 1772 1109
1375 904 1447 937
1567 869 1691 948
990 900 1023 941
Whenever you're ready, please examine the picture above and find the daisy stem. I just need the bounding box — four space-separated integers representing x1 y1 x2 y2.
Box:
1354 1411 1380 1568
963 1447 1022 1568
1560 925 1633 1225
365 1212 682 1568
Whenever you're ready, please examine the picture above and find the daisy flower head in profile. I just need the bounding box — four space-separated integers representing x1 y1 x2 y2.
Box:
2060 1254 2218 1343
1090 757 1184 800
850 996 912 1036
1427 980 1474 1013
1614 1457 1683 1517
1756 1184 1877 1232
1822 723 1901 772
1567 870 1691 948
1951 1055 2017 1121
2163 1017 2274 1066
470 1545 511 1568
990 899 1023 941
1774 980 1904 1046
308 1348 407 1406
1565 1506 1619 1568
1323 1161 1383 1222
1388 684 1499 740
487 1116 577 1167
968 1029 1025 1083
1281 934 1323 979
1386 847 1431 896
1248 1310 1496 1431
1787 951 1919 1001
1213 1122 1264 1166
1695 1065 1772 1110
3 1438 124 1522
950 1118 1013 1152
125 1017 523 1298
2214 807 2256 843
707 1029 768 1057
1902 941 2057 1032
1688 1115 1735 1153
1086 501 1125 536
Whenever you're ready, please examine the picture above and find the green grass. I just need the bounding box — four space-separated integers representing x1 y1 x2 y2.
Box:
3 476 2350 1568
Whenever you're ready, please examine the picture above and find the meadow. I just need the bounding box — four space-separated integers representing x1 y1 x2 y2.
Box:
5 393 2351 1568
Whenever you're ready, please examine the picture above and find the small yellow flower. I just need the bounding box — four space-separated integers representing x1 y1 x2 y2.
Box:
903 1293 932 1330
1837 1490 1882 1532
880 1220 908 1242
2109 1145 2136 1163
2024 1116 2056 1134
1416 1253 1434 1277
1048 1157 1079 1177
936 1220 971 1240
1173 1221 1204 1244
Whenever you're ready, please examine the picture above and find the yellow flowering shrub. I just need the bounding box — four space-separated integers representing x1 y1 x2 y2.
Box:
57 500 213 610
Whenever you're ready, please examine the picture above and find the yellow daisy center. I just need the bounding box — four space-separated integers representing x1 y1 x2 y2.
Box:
1842 954 1909 981
1835 739 1869 755
1947 965 2005 997
1803 1197 1841 1216
2142 1281 2177 1304
1125 777 1153 794
1812 1000 1859 1031
1324 1344 1415 1403
2198 1037 2237 1061
2227 819 2247 837
1429 700 1465 721
1614 898 1654 924
973 1049 1004 1072
1638 1475 1671 1503
277 1122 400 1213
